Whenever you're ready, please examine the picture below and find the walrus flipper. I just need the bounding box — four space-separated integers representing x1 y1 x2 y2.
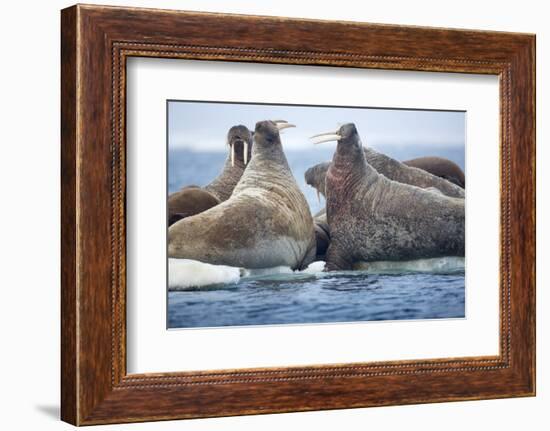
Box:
325 242 353 271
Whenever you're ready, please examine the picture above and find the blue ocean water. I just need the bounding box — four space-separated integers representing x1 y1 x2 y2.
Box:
168 271 465 328
168 146 465 329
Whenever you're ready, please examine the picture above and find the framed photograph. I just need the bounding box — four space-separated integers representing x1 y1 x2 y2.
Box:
61 4 536 425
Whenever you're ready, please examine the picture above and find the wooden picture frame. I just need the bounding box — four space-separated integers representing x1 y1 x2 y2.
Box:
61 4 536 425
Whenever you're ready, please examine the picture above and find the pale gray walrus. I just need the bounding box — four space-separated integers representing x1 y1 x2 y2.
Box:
168 120 317 270
402 156 465 188
168 125 253 225
312 124 464 271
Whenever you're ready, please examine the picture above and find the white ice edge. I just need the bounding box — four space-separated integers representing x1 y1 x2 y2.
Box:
168 257 465 291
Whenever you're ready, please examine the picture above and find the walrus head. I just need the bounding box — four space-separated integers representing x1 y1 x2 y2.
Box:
306 124 362 202
310 123 370 191
253 120 296 150
227 125 253 166
311 123 365 162
304 162 330 201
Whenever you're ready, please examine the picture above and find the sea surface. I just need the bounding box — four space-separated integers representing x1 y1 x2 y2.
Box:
168 266 465 329
167 146 465 329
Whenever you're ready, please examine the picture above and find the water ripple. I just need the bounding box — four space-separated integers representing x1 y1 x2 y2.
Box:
168 271 465 328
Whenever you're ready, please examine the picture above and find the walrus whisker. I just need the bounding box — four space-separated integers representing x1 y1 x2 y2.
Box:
310 134 342 145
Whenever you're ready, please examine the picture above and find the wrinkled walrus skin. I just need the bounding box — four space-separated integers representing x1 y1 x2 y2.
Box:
323 124 465 272
167 125 253 225
168 121 317 270
305 148 465 200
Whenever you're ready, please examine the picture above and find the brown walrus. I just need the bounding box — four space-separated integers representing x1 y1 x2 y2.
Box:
305 147 464 260
402 156 465 188
168 120 317 270
168 187 220 226
313 214 330 260
304 149 464 201
204 125 254 202
167 125 253 225
312 123 464 271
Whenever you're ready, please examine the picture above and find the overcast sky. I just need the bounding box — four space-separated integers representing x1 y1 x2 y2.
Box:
168 101 465 152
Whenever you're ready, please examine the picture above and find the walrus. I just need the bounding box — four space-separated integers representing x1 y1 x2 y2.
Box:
304 148 464 260
312 123 464 271
305 149 464 201
167 125 253 225
168 120 317 270
168 187 220 225
402 156 465 188
204 125 254 202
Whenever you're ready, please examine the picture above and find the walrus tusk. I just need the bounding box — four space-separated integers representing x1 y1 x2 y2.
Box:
310 133 342 145
273 119 288 124
310 130 339 138
316 189 321 204
243 141 248 164
276 123 296 131
230 143 235 167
